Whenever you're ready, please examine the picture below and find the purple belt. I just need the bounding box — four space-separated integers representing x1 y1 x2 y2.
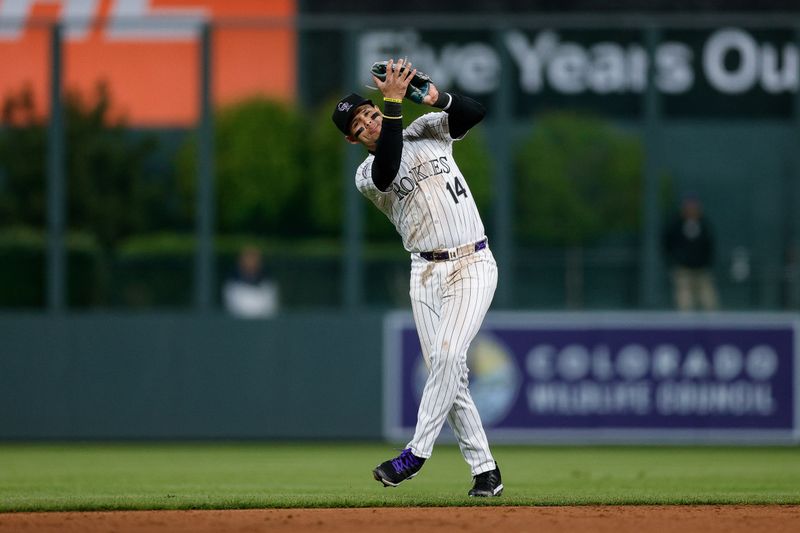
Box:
419 238 488 262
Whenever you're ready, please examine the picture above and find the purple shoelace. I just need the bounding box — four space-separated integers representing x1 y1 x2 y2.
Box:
391 448 421 474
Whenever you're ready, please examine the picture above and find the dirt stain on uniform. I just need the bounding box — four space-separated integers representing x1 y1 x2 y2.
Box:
421 263 435 287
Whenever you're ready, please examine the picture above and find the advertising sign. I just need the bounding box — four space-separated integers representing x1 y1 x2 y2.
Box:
0 0 296 126
384 313 799 443
358 27 799 117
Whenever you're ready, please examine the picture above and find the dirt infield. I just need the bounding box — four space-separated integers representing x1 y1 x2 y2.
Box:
1 506 799 533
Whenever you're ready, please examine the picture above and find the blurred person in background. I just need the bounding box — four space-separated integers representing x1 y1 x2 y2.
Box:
222 246 279 318
662 195 719 311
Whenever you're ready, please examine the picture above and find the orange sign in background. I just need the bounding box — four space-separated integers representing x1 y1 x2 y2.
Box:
0 0 297 126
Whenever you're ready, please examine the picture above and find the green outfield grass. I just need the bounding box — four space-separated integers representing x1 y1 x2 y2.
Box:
1 443 799 511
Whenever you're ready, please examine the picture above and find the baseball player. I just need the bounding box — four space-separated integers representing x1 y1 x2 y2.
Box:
331 58 502 497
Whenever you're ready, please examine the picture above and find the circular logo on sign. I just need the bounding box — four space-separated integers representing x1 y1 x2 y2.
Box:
413 333 520 427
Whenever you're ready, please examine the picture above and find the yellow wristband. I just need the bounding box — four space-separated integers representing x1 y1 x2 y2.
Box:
383 97 403 103
381 113 403 119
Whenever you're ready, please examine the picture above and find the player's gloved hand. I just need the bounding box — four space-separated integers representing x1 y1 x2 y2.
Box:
371 58 416 101
371 60 432 104
422 83 440 106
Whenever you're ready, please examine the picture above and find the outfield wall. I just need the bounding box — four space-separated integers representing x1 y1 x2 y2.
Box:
0 313 384 440
0 312 797 443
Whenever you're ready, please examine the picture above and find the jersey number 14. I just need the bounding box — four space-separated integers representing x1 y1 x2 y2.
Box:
445 176 468 204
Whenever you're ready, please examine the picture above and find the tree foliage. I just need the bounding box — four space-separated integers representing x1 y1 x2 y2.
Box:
0 86 47 227
305 96 347 237
0 83 162 248
514 111 643 245
64 84 162 248
176 98 306 235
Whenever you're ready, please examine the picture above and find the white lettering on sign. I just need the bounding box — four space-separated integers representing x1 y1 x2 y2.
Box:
521 341 781 416
617 344 649 380
703 29 760 93
713 344 743 380
656 42 694 93
107 0 207 41
588 43 627 93
702 28 799 94
525 344 555 380
558 344 591 380
683 347 711 379
524 343 779 382
652 344 681 379
506 30 695 95
359 28 799 97
656 382 774 415
0 0 208 41
527 382 651 415
0 0 97 40
746 345 779 379
547 42 587 93
505 30 553 92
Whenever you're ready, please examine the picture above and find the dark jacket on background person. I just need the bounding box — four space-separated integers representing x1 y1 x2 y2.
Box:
662 214 715 269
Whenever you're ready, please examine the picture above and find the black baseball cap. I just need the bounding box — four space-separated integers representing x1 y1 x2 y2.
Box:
332 93 373 136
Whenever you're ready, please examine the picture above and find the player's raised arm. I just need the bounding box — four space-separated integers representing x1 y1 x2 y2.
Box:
370 58 417 192
424 85 486 140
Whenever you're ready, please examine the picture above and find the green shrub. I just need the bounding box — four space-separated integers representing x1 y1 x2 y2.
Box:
0 227 99 307
305 95 347 238
514 111 643 245
0 83 163 248
176 98 306 235
0 83 169 305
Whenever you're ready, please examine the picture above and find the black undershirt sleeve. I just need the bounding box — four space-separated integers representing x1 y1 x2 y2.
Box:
435 93 486 140
370 101 403 192
369 95 484 191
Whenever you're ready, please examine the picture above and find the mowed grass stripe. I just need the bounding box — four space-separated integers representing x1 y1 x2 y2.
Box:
0 443 798 511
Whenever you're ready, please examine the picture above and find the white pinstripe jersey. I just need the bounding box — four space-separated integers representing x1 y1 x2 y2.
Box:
355 112 485 253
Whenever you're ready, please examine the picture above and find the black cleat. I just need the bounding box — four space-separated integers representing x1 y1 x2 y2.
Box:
468 463 503 497
372 448 426 487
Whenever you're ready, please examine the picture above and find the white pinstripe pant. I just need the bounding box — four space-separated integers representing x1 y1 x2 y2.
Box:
407 246 498 476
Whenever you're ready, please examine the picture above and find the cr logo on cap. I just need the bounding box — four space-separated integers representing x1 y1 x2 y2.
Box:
337 102 353 112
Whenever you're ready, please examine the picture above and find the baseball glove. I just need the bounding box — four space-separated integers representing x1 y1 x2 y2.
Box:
370 61 432 104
